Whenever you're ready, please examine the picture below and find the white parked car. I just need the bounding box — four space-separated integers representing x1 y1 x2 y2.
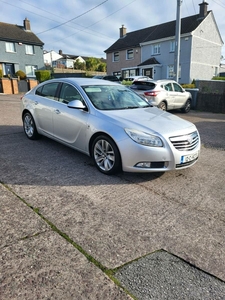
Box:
123 76 152 82
130 79 192 113
21 78 200 175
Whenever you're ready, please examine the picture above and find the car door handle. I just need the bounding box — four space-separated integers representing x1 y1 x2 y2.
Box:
54 109 61 114
34 101 38 105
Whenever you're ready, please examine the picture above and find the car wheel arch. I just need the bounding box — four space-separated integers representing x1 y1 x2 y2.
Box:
89 132 122 175
158 100 167 110
89 132 121 157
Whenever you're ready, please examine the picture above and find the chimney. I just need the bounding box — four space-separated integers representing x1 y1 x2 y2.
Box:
23 18 31 31
199 0 208 19
59 49 63 55
120 25 126 38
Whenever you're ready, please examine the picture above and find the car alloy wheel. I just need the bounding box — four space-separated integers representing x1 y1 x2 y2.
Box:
181 99 191 113
159 101 167 111
92 135 121 175
23 112 39 140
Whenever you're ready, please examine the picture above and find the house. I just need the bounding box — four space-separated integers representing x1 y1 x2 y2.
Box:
51 50 87 69
105 1 223 83
0 18 44 77
51 50 106 69
43 50 63 67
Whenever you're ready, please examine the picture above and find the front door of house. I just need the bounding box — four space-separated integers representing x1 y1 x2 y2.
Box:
5 63 14 77
143 68 153 79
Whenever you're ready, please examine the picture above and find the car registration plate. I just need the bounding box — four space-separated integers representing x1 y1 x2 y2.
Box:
180 151 199 164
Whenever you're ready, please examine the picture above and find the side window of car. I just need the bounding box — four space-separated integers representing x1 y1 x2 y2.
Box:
164 83 173 91
35 82 59 100
173 83 182 92
59 83 83 104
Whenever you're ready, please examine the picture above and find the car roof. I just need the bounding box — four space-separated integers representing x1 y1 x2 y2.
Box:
39 77 121 86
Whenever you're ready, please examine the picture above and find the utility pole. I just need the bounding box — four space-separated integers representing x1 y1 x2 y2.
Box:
174 0 182 82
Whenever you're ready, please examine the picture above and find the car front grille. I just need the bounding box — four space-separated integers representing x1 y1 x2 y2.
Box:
169 131 199 151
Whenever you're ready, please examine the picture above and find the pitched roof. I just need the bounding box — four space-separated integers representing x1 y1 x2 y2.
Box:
138 57 161 66
0 21 44 46
105 12 210 53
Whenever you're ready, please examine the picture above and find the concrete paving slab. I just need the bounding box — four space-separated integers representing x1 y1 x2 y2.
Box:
1 231 131 300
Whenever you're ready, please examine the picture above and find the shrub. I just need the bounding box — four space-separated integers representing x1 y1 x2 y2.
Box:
181 83 196 89
121 80 132 85
35 70 51 82
212 76 225 81
15 70 26 80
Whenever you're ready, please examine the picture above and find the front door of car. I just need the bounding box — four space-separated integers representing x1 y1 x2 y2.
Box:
172 82 187 108
52 83 89 151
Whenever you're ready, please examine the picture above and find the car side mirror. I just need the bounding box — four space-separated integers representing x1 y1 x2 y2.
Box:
67 100 86 109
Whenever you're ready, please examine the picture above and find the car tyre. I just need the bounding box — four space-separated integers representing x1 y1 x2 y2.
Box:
158 101 167 111
92 135 122 175
181 99 191 113
23 112 40 140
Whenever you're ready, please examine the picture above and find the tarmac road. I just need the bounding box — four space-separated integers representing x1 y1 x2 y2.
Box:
0 93 225 299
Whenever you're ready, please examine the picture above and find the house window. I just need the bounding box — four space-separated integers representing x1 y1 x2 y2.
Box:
152 43 160 55
167 65 174 78
5 42 16 53
167 65 181 79
25 65 37 77
170 41 175 52
25 45 35 55
127 49 134 60
113 52 119 62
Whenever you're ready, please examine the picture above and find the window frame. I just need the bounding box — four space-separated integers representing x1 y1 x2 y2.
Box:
170 40 175 52
25 65 37 77
113 52 119 62
25 45 35 55
127 49 134 60
152 43 160 55
5 42 16 53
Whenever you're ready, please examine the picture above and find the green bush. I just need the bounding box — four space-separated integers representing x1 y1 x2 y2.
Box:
121 80 132 85
181 83 196 89
15 70 26 80
212 76 225 81
35 70 51 82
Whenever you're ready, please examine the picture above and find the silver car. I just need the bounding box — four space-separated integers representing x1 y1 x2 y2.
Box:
21 78 200 175
130 79 192 113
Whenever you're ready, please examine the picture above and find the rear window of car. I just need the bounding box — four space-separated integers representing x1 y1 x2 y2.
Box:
130 81 156 90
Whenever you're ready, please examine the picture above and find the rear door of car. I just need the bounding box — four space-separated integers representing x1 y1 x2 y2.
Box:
172 82 188 108
34 82 60 136
163 82 176 109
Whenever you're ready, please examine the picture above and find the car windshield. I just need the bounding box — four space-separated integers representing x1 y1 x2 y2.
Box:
82 85 150 110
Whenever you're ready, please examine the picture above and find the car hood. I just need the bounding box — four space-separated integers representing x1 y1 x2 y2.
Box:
100 107 196 136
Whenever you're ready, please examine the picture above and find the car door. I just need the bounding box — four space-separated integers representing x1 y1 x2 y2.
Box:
52 83 89 151
172 82 187 108
33 82 60 136
163 83 176 109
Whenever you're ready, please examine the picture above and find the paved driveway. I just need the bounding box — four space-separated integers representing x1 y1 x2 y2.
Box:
0 94 225 299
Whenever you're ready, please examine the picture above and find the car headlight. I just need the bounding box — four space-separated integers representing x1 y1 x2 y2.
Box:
125 129 163 147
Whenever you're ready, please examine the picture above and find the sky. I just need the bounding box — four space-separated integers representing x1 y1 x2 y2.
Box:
1 0 225 60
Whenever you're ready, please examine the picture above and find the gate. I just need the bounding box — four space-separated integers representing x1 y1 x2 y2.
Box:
18 80 29 93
